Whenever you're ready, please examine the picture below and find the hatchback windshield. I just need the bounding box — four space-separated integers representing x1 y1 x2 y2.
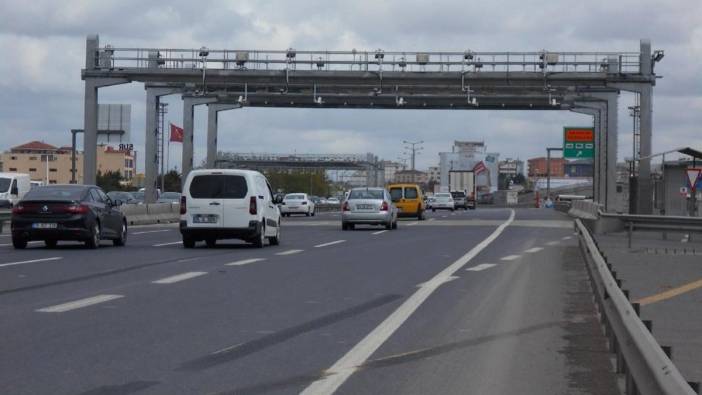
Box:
23 186 85 201
0 177 11 192
348 189 384 199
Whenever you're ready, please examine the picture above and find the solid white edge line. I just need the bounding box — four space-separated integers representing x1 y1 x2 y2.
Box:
371 230 387 235
275 249 303 256
0 256 62 268
153 241 183 247
225 258 266 266
314 240 346 248
36 294 124 313
152 271 208 284
300 209 515 395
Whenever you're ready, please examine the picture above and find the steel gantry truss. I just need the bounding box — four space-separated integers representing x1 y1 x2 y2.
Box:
81 35 661 212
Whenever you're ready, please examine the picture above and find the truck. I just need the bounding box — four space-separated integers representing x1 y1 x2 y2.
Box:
448 170 477 210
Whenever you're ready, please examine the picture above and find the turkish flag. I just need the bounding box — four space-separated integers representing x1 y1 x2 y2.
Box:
473 161 487 174
170 123 184 143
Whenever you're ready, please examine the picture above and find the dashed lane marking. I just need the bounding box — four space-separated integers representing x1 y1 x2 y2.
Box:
315 240 346 248
372 230 387 235
276 249 303 256
500 255 521 261
225 258 266 266
133 230 172 235
561 236 572 241
0 257 62 268
524 247 543 253
406 222 419 226
36 294 124 313
465 263 497 272
546 241 560 246
153 241 183 247
152 271 208 284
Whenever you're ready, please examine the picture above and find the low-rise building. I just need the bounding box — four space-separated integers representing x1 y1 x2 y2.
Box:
394 169 428 185
0 141 135 184
528 157 565 178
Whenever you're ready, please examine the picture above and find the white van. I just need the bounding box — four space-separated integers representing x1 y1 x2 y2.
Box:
180 169 281 248
0 172 31 208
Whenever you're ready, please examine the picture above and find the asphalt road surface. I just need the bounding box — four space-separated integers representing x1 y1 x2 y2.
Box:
0 208 619 395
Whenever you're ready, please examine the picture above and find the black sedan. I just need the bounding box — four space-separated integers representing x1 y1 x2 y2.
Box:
11 185 127 249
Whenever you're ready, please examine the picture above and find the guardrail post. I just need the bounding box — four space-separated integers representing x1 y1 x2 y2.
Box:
662 345 672 359
632 302 640 316
643 320 652 332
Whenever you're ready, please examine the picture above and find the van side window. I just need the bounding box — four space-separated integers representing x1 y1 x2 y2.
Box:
10 179 17 194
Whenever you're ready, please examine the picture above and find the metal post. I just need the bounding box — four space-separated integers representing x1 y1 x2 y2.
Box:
206 105 218 168
145 89 160 203
638 40 654 214
83 80 99 185
70 129 83 184
547 149 551 199
605 93 619 212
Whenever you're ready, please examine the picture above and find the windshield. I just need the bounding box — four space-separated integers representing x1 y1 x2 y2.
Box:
0 177 10 192
23 186 85 201
451 192 466 198
348 189 384 200
285 194 305 200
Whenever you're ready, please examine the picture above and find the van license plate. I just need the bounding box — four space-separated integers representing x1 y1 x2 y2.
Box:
33 223 57 229
193 215 218 224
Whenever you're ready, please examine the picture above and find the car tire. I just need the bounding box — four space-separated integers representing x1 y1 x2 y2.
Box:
432 208 436 212
385 221 392 230
342 222 348 231
417 210 425 220
183 235 195 248
392 221 398 229
113 221 127 247
12 236 27 249
85 223 100 249
253 223 265 248
45 239 58 248
348 223 355 230
306 211 310 217
269 223 281 245
205 238 217 248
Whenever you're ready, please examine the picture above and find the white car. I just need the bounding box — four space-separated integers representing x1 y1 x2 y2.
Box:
179 169 281 248
431 193 455 211
280 193 315 217
327 197 341 205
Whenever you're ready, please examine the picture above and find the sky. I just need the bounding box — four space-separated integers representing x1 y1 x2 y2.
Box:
1 0 700 171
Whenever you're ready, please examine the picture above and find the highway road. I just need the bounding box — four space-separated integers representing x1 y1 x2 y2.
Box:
0 208 619 395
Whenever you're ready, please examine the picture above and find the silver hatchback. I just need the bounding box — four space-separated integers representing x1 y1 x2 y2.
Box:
341 187 398 230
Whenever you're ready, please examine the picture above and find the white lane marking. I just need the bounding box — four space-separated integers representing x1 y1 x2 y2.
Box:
36 294 124 313
0 241 42 247
315 240 346 248
500 255 521 261
546 241 560 246
441 215 448 218
132 230 172 235
465 263 496 272
561 236 572 241
276 249 303 256
372 230 387 235
226 258 266 266
300 209 515 395
427 218 436 222
0 256 62 268
406 221 419 226
152 271 207 284
524 247 543 253
153 241 183 247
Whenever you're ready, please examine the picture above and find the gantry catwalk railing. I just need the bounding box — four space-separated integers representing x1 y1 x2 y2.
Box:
94 46 641 74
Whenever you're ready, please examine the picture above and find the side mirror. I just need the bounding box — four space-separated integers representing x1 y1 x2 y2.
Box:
10 186 18 196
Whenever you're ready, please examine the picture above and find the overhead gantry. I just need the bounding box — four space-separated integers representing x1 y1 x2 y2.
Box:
81 35 661 212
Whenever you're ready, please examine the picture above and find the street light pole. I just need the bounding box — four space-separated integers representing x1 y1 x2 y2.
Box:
403 140 424 171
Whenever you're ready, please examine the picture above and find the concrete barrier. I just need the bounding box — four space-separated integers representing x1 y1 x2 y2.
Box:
120 203 180 226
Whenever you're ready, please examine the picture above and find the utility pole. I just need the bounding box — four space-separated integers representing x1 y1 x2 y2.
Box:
403 140 424 171
158 102 169 193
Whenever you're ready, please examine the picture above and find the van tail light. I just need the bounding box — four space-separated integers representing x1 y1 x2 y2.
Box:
342 201 350 211
180 196 187 215
380 201 389 211
66 204 90 214
249 196 257 215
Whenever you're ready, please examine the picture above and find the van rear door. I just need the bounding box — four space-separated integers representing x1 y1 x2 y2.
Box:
219 174 252 229
186 174 224 227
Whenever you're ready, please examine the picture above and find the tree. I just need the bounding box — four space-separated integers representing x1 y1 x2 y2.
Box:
96 171 124 192
157 170 182 192
264 169 331 196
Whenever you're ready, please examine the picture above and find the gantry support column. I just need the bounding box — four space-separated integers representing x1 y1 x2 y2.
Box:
82 34 128 185
181 96 216 183
206 103 241 168
144 87 180 203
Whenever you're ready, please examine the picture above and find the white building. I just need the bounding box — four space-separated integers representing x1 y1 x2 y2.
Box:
427 166 440 183
438 141 499 192
382 161 404 183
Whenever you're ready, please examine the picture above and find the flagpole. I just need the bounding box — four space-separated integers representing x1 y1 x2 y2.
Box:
167 123 171 175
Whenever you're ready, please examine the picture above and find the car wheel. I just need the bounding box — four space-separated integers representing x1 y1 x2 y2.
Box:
12 236 27 249
85 223 100 249
432 208 436 212
311 209 316 217
348 224 355 230
113 221 127 246
269 223 281 245
392 221 398 229
45 239 58 248
417 210 425 220
253 222 265 248
183 235 195 248
205 238 216 248
341 222 348 231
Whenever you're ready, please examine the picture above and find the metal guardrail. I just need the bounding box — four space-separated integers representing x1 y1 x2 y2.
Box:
575 218 697 395
599 211 702 248
95 45 641 74
0 209 10 233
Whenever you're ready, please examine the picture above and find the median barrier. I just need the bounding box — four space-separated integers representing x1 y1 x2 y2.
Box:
120 203 180 226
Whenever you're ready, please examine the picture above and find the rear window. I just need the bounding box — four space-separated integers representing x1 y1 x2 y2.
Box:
23 186 86 201
189 175 248 199
285 194 305 200
389 188 403 201
451 192 466 198
404 187 418 199
349 189 384 200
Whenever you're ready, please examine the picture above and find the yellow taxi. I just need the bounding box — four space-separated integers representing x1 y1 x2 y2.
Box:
387 183 425 220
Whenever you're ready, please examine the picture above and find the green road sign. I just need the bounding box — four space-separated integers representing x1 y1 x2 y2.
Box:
563 127 594 159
